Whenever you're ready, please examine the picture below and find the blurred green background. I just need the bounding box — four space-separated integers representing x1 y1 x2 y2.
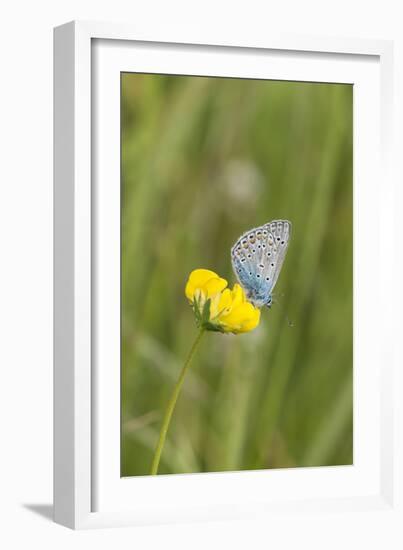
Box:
121 73 353 477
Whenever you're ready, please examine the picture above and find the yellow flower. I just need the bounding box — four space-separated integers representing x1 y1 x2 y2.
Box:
185 269 260 334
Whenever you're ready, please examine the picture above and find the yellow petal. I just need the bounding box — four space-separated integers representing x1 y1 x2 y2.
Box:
209 293 220 319
220 303 249 327
185 281 194 301
203 276 228 298
231 283 247 307
185 269 219 301
220 302 261 334
210 288 232 319
217 288 232 312
189 269 219 286
236 306 261 333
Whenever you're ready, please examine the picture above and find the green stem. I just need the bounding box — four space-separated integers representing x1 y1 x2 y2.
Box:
150 328 205 475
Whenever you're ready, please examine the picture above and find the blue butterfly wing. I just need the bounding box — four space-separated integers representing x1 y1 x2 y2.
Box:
264 220 292 290
231 220 291 307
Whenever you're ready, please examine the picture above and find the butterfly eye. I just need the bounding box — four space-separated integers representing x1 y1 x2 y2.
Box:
271 263 274 267
266 277 270 281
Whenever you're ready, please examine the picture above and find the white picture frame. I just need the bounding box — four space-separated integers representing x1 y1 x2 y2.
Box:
54 20 400 531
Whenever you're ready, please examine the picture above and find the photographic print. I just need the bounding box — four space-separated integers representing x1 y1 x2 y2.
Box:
121 73 353 477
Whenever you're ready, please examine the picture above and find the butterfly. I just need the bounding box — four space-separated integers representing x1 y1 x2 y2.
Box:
231 219 292 308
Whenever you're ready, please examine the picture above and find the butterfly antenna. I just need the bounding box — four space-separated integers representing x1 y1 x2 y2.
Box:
271 295 294 327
